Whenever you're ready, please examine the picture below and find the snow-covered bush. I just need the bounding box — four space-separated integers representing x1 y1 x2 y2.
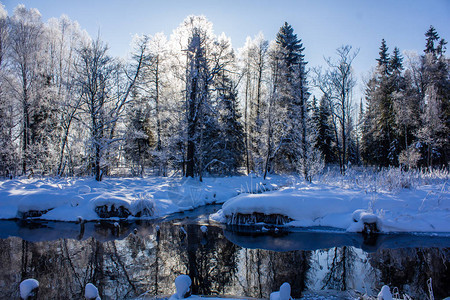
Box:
399 147 421 169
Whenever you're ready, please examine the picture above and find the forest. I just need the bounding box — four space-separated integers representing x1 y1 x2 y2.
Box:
0 5 448 181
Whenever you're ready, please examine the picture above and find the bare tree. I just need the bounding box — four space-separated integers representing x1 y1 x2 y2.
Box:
45 16 87 175
315 45 358 174
76 38 118 181
239 33 269 174
8 5 44 175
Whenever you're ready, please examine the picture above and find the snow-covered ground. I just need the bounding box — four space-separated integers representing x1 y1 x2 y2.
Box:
0 168 448 234
0 175 285 221
211 168 449 234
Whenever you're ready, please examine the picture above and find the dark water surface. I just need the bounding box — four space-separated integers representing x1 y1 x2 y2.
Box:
0 205 449 299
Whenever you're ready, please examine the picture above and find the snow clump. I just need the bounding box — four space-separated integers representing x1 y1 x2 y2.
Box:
377 285 393 300
20 279 39 300
85 283 101 300
270 282 292 300
170 275 192 299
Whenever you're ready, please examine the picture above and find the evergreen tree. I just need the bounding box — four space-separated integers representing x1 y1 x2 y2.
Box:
418 26 449 167
362 40 398 166
425 25 440 55
390 47 404 76
206 72 244 174
123 94 155 176
377 39 391 76
313 96 335 164
269 22 312 179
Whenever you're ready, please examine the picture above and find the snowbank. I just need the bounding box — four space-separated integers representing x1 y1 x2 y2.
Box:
213 180 449 233
0 175 286 222
1 171 448 234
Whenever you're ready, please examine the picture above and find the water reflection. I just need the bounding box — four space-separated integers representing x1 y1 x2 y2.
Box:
0 217 449 299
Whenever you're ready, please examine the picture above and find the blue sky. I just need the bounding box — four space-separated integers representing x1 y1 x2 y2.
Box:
2 0 450 99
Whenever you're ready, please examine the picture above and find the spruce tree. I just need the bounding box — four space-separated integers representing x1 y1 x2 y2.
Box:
313 96 335 164
215 73 245 174
425 25 440 55
362 40 399 166
418 26 449 167
377 39 391 76
123 95 155 176
272 22 311 179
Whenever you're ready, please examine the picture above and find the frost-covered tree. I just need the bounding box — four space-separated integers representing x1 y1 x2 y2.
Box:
362 40 398 166
44 16 88 175
133 33 172 175
263 22 315 179
0 5 18 177
8 5 45 174
172 16 241 179
316 46 358 174
417 26 449 167
123 91 155 176
210 68 245 174
76 36 146 180
239 33 269 174
184 23 210 178
76 38 116 180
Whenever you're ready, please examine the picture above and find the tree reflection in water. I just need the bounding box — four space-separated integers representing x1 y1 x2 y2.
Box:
0 220 449 299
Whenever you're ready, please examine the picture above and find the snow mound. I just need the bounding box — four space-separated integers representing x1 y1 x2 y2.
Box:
20 278 39 300
270 282 291 300
0 175 287 221
218 181 450 233
377 285 393 300
85 283 100 299
222 185 363 229
170 275 192 299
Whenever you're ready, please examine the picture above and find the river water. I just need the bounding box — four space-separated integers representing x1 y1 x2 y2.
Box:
0 205 449 299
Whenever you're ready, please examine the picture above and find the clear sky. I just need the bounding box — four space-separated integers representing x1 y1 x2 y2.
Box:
2 0 450 99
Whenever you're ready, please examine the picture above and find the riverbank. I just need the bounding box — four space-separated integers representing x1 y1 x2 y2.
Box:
0 174 286 221
0 168 448 234
212 168 449 233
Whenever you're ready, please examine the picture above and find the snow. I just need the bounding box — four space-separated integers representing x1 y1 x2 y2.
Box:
20 278 39 299
270 282 291 300
85 283 100 299
170 275 192 299
212 173 449 234
0 170 448 234
377 285 393 300
0 175 286 222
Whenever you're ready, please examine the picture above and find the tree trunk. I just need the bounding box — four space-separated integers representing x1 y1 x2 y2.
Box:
186 76 197 178
244 68 250 174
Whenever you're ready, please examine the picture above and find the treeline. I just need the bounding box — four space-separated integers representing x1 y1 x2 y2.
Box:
0 5 448 180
